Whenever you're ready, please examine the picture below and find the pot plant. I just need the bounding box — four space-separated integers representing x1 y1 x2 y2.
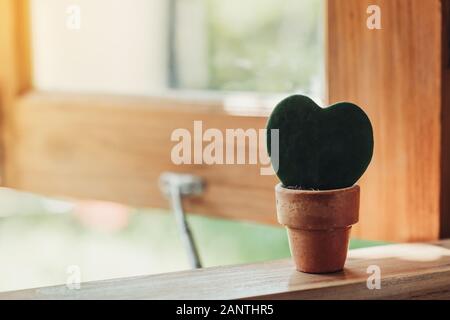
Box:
267 95 374 273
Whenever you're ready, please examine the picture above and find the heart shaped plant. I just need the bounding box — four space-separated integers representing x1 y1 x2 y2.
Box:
267 94 374 190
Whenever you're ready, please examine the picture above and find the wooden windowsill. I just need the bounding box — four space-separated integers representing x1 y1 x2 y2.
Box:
2 240 450 300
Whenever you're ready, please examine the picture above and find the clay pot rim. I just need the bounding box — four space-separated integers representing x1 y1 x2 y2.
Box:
287 225 352 232
275 183 360 229
275 183 359 195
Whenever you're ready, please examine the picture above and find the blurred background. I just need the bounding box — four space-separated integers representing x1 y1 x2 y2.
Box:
31 0 324 95
0 0 394 293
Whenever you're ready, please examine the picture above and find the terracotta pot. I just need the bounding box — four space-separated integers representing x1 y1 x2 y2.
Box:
275 184 360 274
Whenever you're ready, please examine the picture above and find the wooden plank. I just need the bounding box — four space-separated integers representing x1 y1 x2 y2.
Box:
0 0 32 183
2 240 450 300
9 91 279 224
327 0 443 241
15 0 33 94
0 0 18 182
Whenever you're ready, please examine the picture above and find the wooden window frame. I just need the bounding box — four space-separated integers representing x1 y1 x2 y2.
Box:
1 0 450 242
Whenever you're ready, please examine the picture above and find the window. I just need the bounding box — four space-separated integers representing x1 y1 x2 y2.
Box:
171 0 324 95
31 0 324 98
